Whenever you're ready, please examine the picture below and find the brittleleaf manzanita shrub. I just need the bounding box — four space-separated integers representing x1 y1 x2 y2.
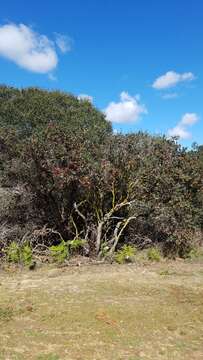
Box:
123 135 203 256
0 86 112 243
0 86 202 258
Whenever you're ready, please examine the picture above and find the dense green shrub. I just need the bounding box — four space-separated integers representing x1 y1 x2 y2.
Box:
0 85 111 140
0 85 202 259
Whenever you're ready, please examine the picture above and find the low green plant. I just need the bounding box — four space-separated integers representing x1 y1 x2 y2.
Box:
115 245 136 264
6 242 33 266
6 242 21 263
147 247 161 262
50 240 69 263
184 247 203 260
159 269 176 276
68 238 86 252
100 242 110 258
21 244 33 266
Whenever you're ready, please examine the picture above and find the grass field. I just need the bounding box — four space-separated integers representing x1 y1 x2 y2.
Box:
0 260 203 359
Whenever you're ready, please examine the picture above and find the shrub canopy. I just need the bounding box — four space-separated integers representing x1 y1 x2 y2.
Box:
0 85 202 258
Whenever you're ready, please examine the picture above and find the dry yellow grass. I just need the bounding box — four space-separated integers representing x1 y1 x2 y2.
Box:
0 261 203 359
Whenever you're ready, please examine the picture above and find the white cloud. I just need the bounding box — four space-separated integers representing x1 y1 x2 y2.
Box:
153 71 195 90
55 33 73 53
0 23 72 75
180 113 199 126
78 94 93 103
168 125 191 139
104 91 147 124
0 23 58 73
168 113 199 140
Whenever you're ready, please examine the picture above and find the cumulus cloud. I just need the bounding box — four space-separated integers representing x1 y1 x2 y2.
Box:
168 125 191 139
55 33 73 53
104 91 147 124
78 94 93 103
153 71 195 90
0 23 59 73
168 113 199 140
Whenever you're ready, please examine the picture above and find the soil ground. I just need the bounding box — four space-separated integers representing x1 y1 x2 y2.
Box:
0 260 203 360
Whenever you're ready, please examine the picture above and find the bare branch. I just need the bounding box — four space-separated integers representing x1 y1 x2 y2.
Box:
74 202 86 222
107 216 137 256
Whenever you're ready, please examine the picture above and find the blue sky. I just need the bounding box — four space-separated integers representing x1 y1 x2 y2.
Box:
0 0 202 147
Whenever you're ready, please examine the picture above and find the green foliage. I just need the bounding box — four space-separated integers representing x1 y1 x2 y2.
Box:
0 85 202 259
6 242 20 263
0 86 111 141
115 245 136 264
6 242 33 266
159 269 175 276
21 244 33 266
163 230 194 258
184 246 203 260
68 238 86 252
50 239 85 263
50 240 69 263
147 247 161 262
100 242 110 258
185 248 199 260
